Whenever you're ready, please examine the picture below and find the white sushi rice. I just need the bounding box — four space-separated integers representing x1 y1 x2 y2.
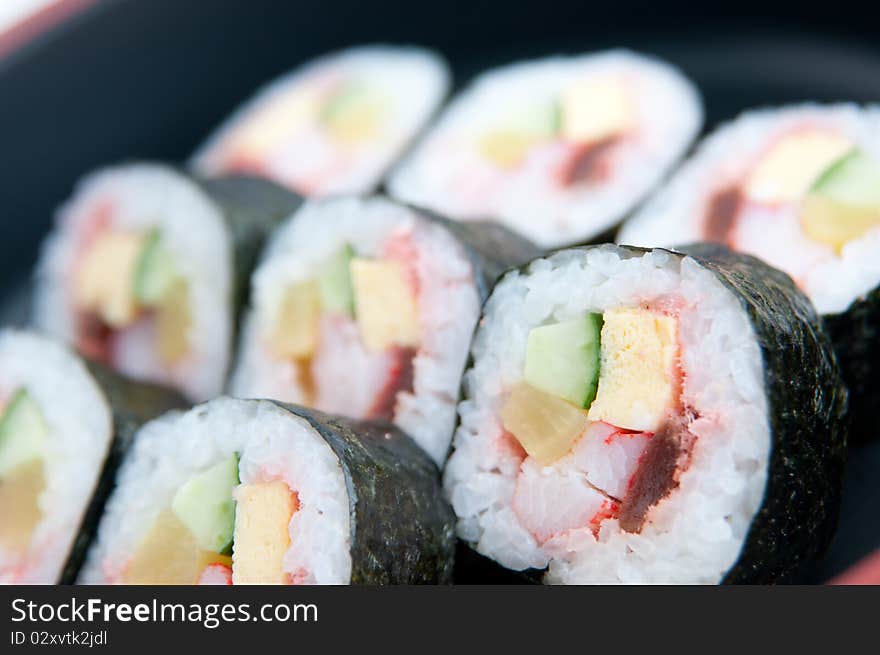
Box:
444 246 771 583
191 45 450 196
230 196 481 466
79 397 352 585
33 163 233 401
388 50 702 248
618 104 880 315
0 330 112 584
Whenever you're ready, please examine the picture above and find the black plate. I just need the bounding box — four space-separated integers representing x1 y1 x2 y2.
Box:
2 0 878 582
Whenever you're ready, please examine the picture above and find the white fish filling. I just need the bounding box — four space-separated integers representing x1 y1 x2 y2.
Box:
444 247 770 583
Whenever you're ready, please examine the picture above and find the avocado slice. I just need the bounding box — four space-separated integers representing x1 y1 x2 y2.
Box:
802 150 880 251
134 230 178 306
0 389 48 476
171 453 240 553
318 244 355 316
524 314 601 408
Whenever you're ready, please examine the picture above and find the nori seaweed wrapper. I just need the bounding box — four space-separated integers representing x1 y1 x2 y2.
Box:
273 402 455 584
197 174 304 321
393 201 542 583
823 286 880 444
348 197 543 303
674 243 848 583
454 243 847 584
415 209 544 302
58 363 187 584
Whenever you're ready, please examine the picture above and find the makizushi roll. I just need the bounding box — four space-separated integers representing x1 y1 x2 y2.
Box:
79 397 455 585
387 50 701 248
230 195 539 465
0 330 185 584
34 163 302 401
618 104 880 439
444 244 847 583
191 45 450 197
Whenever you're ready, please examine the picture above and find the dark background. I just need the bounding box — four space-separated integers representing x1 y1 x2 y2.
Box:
1 0 879 580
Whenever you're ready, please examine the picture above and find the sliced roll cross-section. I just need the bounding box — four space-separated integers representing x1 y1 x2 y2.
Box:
192 45 450 197
34 163 301 401
0 330 184 584
230 195 539 465
444 244 847 583
79 397 455 585
388 50 701 247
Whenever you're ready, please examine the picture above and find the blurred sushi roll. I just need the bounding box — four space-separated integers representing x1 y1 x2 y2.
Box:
388 50 702 248
191 45 450 197
33 164 302 402
0 330 185 584
230 195 539 465
79 397 455 585
444 244 847 583
618 104 880 439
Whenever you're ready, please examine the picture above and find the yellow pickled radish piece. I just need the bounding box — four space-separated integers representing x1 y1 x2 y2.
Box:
321 83 384 143
0 459 46 552
744 130 853 204
232 481 298 585
500 382 589 466
350 259 420 353
801 194 880 253
479 131 541 169
560 76 633 144
270 280 322 360
156 279 191 365
230 87 322 158
76 231 147 327
125 510 225 584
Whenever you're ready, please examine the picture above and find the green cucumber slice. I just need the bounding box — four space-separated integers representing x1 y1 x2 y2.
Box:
134 230 178 305
0 389 48 476
512 100 561 138
811 149 880 207
171 453 240 554
318 244 355 316
524 313 602 408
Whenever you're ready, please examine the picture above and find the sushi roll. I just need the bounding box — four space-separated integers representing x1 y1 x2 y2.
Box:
79 397 455 585
191 45 450 197
230 195 539 465
0 330 185 584
444 244 847 583
34 164 302 401
388 50 702 248
618 104 880 439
